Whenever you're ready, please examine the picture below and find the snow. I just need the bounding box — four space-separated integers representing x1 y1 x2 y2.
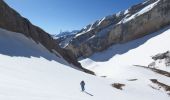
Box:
154 59 170 72
0 28 115 100
137 0 160 16
59 36 75 48
75 21 100 38
120 0 160 23
96 24 113 37
116 11 122 17
142 0 149 5
81 25 170 76
80 26 170 99
0 25 170 100
87 25 93 32
1 28 165 100
52 30 79 48
75 27 90 37
97 17 105 26
124 9 129 15
75 15 113 38
75 31 85 38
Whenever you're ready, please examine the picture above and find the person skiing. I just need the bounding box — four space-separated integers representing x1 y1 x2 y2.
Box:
80 80 85 92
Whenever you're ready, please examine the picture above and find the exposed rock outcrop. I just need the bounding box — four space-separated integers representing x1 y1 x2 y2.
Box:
150 79 170 95
64 0 170 58
0 0 94 74
152 51 170 60
152 51 170 67
112 83 125 90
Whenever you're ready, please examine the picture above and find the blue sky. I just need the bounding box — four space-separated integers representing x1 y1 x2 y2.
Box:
5 0 144 35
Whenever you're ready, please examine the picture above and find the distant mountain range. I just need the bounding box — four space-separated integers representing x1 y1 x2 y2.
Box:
52 30 79 48
55 0 170 59
53 30 79 38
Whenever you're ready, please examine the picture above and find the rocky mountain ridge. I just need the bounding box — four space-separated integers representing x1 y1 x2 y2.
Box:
62 0 170 58
0 0 94 74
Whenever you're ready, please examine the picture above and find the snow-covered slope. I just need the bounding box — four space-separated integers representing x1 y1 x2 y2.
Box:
1 26 170 99
0 28 113 100
0 0 81 68
80 25 170 77
80 25 170 98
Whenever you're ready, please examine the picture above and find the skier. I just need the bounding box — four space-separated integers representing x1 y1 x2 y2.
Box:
80 80 85 92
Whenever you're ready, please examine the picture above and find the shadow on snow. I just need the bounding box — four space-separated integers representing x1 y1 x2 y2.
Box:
89 26 170 62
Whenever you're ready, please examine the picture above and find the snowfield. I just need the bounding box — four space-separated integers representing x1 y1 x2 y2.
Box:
80 25 170 76
80 25 170 99
0 28 115 100
0 25 170 100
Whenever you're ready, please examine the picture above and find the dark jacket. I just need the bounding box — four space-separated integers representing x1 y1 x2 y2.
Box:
80 81 85 86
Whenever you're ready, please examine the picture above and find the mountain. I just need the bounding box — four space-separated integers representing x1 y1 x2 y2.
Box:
80 25 170 76
0 0 94 74
52 30 79 48
63 0 170 58
0 22 170 100
53 30 79 38
80 25 170 97
1 0 170 99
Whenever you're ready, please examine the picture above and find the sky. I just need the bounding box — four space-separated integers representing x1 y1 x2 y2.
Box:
5 0 144 35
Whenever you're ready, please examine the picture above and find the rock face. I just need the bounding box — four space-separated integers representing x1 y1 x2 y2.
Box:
152 51 170 66
64 0 170 58
0 0 94 74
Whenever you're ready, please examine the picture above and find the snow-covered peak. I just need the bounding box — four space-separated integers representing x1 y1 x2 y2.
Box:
52 30 80 48
52 30 79 39
75 0 161 37
120 0 160 24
